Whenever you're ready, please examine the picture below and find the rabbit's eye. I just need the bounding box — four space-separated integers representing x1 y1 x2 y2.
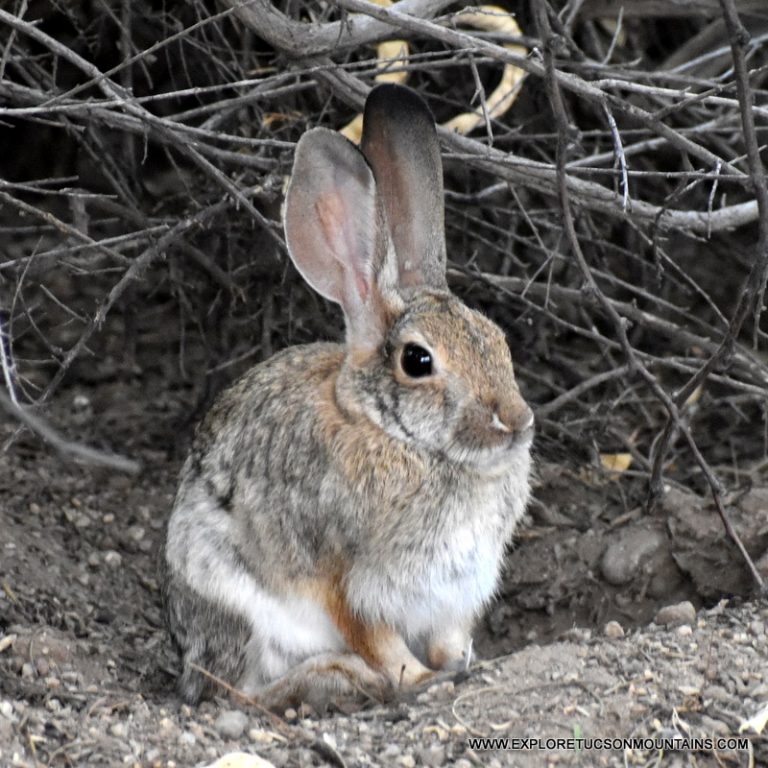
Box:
401 344 433 378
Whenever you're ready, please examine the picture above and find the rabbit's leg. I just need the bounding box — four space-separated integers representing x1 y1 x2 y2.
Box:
251 626 434 712
323 583 434 687
425 620 474 672
164 572 251 703
252 652 393 712
365 624 435 687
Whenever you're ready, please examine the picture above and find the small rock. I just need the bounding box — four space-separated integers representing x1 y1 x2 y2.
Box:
416 745 446 767
699 715 730 736
127 525 145 542
21 663 34 679
110 722 128 738
179 731 197 747
204 754 277 768
677 625 693 637
603 621 625 639
35 658 50 677
103 550 122 568
0 701 14 719
748 682 768 698
158 717 178 736
249 729 277 744
702 684 730 703
381 744 401 758
283 708 297 721
601 526 668 586
655 601 696 627
215 709 249 740
398 756 416 768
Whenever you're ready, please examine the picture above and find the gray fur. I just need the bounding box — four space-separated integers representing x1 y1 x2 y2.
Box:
162 85 534 709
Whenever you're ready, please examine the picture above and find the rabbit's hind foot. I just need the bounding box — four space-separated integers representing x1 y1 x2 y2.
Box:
247 652 395 714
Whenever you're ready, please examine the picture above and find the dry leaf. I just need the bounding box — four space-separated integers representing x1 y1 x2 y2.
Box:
600 453 633 473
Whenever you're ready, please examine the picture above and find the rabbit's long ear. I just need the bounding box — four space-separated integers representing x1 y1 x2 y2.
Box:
284 128 391 349
361 84 447 291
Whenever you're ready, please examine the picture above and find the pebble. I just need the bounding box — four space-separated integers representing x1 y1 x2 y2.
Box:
35 658 50 677
21 663 34 679
748 682 768 698
699 714 730 736
110 721 128 738
0 701 14 719
127 525 145 542
561 627 592 643
702 684 730 703
416 745 446 767
601 526 667 585
179 731 197 747
248 729 277 744
398 756 416 768
158 717 178 735
677 625 693 637
103 550 123 568
204 754 277 768
603 621 625 639
654 601 696 627
215 709 249 740
431 681 455 696
748 620 765 637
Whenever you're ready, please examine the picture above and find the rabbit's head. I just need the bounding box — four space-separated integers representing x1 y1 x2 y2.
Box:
284 84 532 474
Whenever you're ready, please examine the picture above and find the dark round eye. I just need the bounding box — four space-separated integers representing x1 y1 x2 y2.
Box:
401 344 433 378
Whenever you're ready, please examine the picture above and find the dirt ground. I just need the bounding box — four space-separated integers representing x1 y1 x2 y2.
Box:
1 380 767 768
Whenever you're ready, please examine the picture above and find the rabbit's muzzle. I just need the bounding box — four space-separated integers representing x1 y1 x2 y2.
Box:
449 391 534 473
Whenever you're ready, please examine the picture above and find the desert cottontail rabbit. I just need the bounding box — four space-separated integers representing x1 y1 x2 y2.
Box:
163 83 534 710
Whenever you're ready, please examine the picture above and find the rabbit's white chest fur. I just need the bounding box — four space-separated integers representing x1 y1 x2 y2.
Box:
345 464 528 637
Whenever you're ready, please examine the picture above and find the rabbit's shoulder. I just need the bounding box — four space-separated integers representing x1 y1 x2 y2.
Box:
195 342 344 442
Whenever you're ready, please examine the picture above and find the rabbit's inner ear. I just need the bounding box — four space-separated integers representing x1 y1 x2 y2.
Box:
361 84 448 292
284 127 390 347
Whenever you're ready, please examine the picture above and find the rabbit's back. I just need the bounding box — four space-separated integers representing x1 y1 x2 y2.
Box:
169 343 350 580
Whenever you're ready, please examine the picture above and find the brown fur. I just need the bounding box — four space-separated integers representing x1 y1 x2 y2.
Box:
302 573 432 687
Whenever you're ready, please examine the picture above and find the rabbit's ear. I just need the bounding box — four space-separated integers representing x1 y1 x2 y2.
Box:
284 128 391 348
361 84 447 291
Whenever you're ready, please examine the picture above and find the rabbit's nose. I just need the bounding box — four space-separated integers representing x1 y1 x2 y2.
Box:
491 402 534 437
